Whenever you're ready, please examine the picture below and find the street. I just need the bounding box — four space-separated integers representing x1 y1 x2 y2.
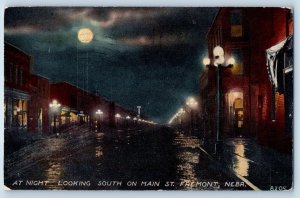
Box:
4 125 292 190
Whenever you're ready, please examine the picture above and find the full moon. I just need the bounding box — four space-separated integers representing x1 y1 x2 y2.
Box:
78 28 94 43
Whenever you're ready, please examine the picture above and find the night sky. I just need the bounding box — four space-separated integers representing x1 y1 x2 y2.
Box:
5 7 218 123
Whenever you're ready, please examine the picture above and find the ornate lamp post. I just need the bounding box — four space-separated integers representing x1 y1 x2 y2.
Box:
178 108 185 132
115 113 121 128
186 97 198 131
49 99 61 134
95 109 103 130
203 46 235 143
133 117 137 127
126 115 131 128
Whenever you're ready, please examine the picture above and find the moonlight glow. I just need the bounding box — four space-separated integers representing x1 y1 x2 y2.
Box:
77 28 94 43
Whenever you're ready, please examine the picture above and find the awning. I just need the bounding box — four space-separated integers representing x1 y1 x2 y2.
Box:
266 35 293 121
266 35 293 93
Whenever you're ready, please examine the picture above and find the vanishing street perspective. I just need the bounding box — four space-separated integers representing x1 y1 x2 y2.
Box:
4 7 293 191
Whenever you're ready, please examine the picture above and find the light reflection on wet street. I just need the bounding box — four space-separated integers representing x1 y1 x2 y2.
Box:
4 126 291 190
232 142 249 177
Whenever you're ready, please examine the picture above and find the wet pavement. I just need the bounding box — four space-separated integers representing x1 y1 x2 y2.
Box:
201 138 293 190
4 126 292 190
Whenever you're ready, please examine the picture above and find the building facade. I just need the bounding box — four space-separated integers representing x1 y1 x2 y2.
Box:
28 74 50 133
4 43 31 131
200 8 293 152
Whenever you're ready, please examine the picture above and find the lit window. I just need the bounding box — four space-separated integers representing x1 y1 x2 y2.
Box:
231 49 244 75
230 10 243 37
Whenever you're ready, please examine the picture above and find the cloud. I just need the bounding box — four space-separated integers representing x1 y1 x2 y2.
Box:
119 34 186 46
5 7 218 50
4 26 36 34
91 8 166 28
4 7 166 33
5 7 66 33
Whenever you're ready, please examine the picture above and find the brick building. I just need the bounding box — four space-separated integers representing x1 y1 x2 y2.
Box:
4 42 31 131
28 74 50 133
199 8 293 152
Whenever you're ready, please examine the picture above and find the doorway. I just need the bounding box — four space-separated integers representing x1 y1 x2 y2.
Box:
233 98 244 137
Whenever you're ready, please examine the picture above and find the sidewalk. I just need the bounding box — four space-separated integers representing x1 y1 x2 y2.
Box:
200 137 293 190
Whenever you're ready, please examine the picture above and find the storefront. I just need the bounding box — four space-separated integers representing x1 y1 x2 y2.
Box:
4 88 30 131
266 35 293 135
60 106 71 126
265 35 293 152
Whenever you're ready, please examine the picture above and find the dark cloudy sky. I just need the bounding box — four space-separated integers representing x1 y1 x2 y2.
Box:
5 7 218 123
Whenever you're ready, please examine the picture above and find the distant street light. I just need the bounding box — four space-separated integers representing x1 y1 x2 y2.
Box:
202 57 211 66
95 109 103 130
203 45 235 143
115 113 121 127
186 97 198 131
186 97 198 108
49 99 61 134
178 108 185 131
126 115 131 128
133 117 137 127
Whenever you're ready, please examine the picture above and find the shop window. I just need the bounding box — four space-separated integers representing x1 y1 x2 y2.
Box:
16 100 27 127
230 10 243 37
13 99 27 127
70 112 77 123
37 108 43 130
231 49 244 75
13 99 21 127
61 110 67 125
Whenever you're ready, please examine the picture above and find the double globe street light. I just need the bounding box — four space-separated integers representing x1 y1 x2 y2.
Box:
95 109 103 130
186 97 198 131
202 46 235 145
126 115 131 128
49 99 61 135
115 113 121 128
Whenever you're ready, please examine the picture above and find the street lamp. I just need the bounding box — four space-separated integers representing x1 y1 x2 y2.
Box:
126 115 131 128
133 117 137 128
202 57 211 66
115 113 121 128
203 45 235 143
49 99 61 134
95 109 103 130
186 97 198 131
